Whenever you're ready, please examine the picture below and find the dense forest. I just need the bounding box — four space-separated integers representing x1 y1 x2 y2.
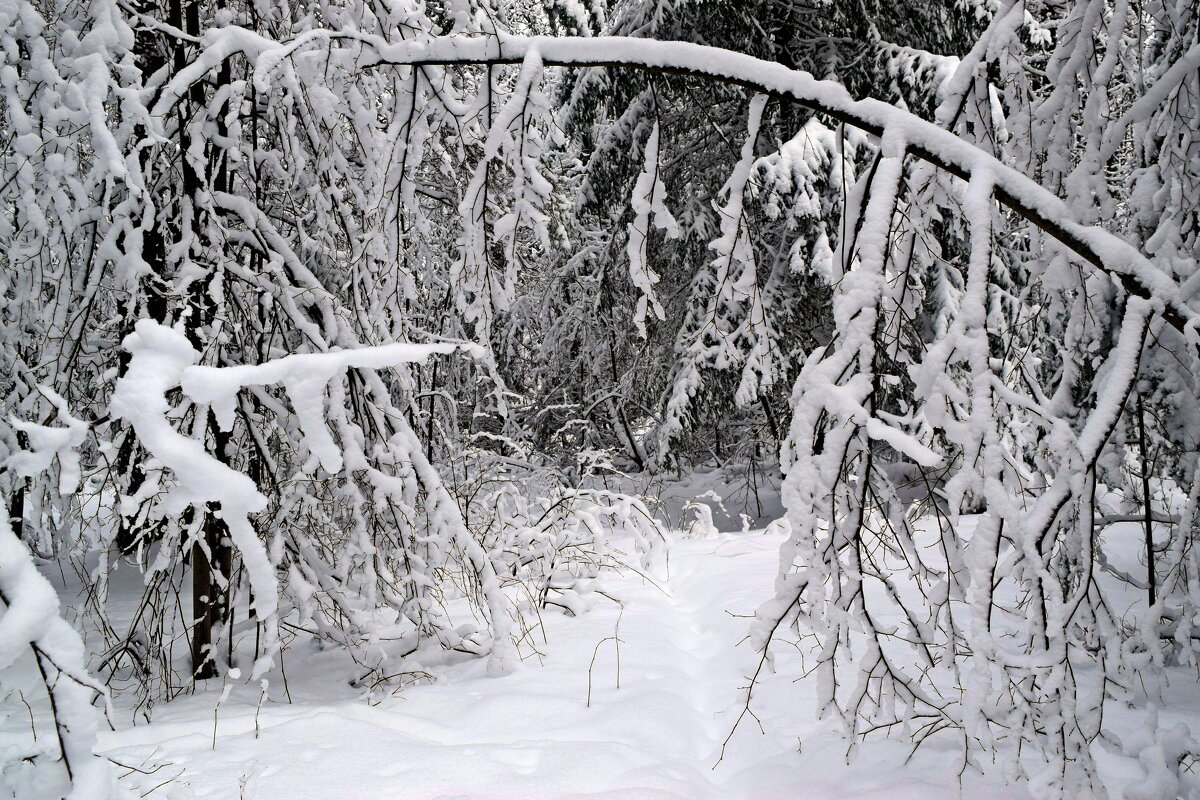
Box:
2 0 1199 797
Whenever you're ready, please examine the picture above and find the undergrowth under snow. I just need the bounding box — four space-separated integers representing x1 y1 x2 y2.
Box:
75 519 1192 800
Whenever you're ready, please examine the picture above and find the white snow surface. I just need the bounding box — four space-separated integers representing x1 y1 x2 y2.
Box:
99 527 1041 800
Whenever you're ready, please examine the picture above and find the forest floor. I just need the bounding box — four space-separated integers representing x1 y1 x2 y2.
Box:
98 526 1039 800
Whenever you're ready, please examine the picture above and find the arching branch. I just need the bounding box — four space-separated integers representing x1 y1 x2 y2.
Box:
154 29 1199 339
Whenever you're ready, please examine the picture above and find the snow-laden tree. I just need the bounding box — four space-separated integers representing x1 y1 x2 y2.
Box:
749 2 1200 796
530 0 980 470
3 0 1200 798
84 0 534 699
1 0 658 713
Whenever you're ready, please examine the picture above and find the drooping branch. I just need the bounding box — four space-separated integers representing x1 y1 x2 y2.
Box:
152 30 1200 340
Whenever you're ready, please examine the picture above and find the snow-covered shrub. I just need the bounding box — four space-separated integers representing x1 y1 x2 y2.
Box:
452 447 667 650
1 401 110 799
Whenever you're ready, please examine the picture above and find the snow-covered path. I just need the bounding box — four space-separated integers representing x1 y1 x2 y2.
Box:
101 531 1029 799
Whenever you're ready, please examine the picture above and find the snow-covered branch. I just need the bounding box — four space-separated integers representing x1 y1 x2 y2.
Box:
154 28 1199 340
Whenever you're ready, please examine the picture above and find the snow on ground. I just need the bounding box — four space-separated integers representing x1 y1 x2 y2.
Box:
627 461 785 532
99 527 1033 800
